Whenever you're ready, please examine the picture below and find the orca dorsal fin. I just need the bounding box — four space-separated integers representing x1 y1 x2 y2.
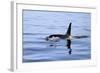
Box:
65 22 72 36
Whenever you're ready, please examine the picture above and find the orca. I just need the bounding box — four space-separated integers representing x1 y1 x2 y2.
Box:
45 22 72 42
45 22 89 41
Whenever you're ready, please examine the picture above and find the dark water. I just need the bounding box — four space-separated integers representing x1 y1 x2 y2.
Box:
22 10 91 63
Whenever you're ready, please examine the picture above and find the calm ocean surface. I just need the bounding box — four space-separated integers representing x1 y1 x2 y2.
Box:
22 10 91 62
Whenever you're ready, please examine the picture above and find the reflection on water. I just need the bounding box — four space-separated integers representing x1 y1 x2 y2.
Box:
46 39 72 55
22 10 91 63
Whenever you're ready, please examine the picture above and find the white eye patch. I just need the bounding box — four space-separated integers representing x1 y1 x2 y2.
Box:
48 36 60 41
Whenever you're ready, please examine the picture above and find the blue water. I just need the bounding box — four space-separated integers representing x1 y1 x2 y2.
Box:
22 10 91 63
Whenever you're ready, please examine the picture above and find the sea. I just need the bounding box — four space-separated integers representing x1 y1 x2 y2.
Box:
22 10 91 62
